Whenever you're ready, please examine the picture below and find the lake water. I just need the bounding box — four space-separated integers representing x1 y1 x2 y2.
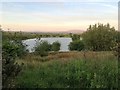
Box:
22 37 72 53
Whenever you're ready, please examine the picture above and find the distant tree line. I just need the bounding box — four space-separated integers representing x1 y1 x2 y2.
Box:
2 30 70 41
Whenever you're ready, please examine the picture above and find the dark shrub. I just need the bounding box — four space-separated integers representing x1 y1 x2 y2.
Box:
69 40 84 51
35 41 51 57
51 41 61 51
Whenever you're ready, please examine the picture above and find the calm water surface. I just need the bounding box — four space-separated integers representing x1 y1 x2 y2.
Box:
22 37 72 52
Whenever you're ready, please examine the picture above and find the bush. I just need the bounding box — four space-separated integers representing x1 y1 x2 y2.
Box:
69 40 84 51
51 41 61 51
2 40 24 88
14 40 28 58
35 41 51 57
82 23 116 51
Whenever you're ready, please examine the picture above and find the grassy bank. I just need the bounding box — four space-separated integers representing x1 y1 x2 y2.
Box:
15 51 118 88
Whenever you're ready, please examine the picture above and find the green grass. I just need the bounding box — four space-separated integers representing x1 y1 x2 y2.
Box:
15 51 118 88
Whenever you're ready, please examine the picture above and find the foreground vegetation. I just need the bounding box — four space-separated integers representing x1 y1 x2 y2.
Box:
2 23 119 88
14 51 118 88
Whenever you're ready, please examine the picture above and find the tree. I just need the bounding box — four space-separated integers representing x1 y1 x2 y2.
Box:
51 41 61 51
69 40 84 51
35 41 51 57
82 23 116 51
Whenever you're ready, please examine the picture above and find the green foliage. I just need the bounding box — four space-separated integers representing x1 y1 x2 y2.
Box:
15 55 118 88
3 40 27 59
71 34 81 41
2 40 24 88
35 41 51 57
1 26 27 87
35 41 61 56
69 33 84 51
14 40 28 58
69 40 84 51
51 41 61 51
82 23 116 51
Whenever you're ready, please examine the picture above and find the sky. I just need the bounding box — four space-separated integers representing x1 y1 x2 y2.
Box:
0 0 119 32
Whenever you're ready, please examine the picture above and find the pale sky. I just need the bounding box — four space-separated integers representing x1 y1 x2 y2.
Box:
0 0 119 32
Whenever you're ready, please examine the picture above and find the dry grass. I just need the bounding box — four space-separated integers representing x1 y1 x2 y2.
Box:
16 51 116 67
